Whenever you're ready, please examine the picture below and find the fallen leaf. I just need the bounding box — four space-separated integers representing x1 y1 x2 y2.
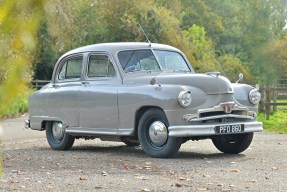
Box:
144 166 151 170
230 169 239 173
47 185 55 189
10 179 19 183
123 164 129 170
141 187 150 192
80 176 86 180
175 183 183 187
136 176 149 180
206 161 213 164
169 171 175 175
95 185 103 189
272 167 278 170
17 171 25 175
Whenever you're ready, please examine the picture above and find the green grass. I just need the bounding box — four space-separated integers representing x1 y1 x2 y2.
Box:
0 89 33 118
257 99 287 134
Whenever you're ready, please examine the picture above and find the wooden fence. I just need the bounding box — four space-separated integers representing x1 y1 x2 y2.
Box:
259 86 287 119
30 79 50 89
29 79 286 119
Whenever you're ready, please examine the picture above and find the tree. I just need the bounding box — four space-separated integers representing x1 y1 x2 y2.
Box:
33 20 56 80
182 24 217 72
0 0 45 114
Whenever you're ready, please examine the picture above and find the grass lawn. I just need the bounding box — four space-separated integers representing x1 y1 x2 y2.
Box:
257 100 287 134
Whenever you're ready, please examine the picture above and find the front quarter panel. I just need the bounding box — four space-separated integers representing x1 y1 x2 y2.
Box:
117 83 207 134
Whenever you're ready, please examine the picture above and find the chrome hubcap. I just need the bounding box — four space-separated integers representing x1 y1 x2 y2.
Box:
52 122 64 140
148 121 168 147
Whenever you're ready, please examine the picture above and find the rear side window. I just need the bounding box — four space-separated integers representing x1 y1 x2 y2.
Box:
58 56 83 80
87 55 116 78
118 50 160 72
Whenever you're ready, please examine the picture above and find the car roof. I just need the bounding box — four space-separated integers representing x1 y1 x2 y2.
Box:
61 42 181 57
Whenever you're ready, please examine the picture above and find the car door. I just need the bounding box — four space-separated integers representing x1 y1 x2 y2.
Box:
78 53 120 134
48 54 84 127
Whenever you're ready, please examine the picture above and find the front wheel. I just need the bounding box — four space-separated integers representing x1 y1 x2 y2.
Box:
46 121 75 150
138 109 182 158
212 133 253 154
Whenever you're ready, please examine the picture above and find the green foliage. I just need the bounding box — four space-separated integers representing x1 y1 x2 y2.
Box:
33 20 56 80
182 24 217 72
0 88 33 118
28 0 286 85
258 113 287 134
257 100 287 134
217 55 253 84
0 0 44 114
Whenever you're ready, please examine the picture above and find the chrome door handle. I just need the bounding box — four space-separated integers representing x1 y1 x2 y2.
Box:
81 81 90 85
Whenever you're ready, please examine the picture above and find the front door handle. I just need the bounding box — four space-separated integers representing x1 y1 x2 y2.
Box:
81 81 90 85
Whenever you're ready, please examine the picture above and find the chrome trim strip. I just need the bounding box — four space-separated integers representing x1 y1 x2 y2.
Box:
198 102 249 114
169 121 263 137
65 127 118 136
183 114 254 122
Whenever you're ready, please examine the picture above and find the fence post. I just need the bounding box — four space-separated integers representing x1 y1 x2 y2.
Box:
36 79 39 89
273 88 277 112
265 88 271 120
259 85 264 112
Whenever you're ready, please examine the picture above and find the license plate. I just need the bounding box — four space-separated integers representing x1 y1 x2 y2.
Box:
215 124 244 134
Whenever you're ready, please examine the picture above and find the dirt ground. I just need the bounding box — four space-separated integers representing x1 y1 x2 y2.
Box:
1 115 287 191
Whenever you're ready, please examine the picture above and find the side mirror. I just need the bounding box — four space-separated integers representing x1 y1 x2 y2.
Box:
236 73 244 83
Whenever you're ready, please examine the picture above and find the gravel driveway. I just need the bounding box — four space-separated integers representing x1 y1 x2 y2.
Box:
1 116 287 191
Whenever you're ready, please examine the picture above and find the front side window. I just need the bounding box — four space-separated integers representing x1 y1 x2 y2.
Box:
87 55 116 78
58 56 83 80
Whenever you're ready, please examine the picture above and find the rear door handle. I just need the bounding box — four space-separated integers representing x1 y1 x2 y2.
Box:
52 84 59 88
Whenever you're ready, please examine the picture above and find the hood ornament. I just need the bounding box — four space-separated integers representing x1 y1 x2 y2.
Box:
236 73 244 83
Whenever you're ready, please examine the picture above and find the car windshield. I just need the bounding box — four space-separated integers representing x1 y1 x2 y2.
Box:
118 49 191 73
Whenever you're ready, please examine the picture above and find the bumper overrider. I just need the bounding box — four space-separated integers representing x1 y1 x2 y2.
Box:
168 102 263 137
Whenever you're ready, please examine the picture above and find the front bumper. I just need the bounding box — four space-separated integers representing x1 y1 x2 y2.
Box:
24 119 30 129
168 121 263 137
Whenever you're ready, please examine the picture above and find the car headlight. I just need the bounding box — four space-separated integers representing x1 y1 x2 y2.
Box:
249 88 261 105
178 91 192 107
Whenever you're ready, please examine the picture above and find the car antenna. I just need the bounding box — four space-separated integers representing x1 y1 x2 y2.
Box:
139 24 152 47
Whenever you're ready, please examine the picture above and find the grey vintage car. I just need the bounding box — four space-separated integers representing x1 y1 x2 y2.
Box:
25 42 263 158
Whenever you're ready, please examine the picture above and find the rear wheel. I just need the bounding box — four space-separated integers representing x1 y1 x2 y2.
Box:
138 108 182 158
212 133 253 154
46 121 75 150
